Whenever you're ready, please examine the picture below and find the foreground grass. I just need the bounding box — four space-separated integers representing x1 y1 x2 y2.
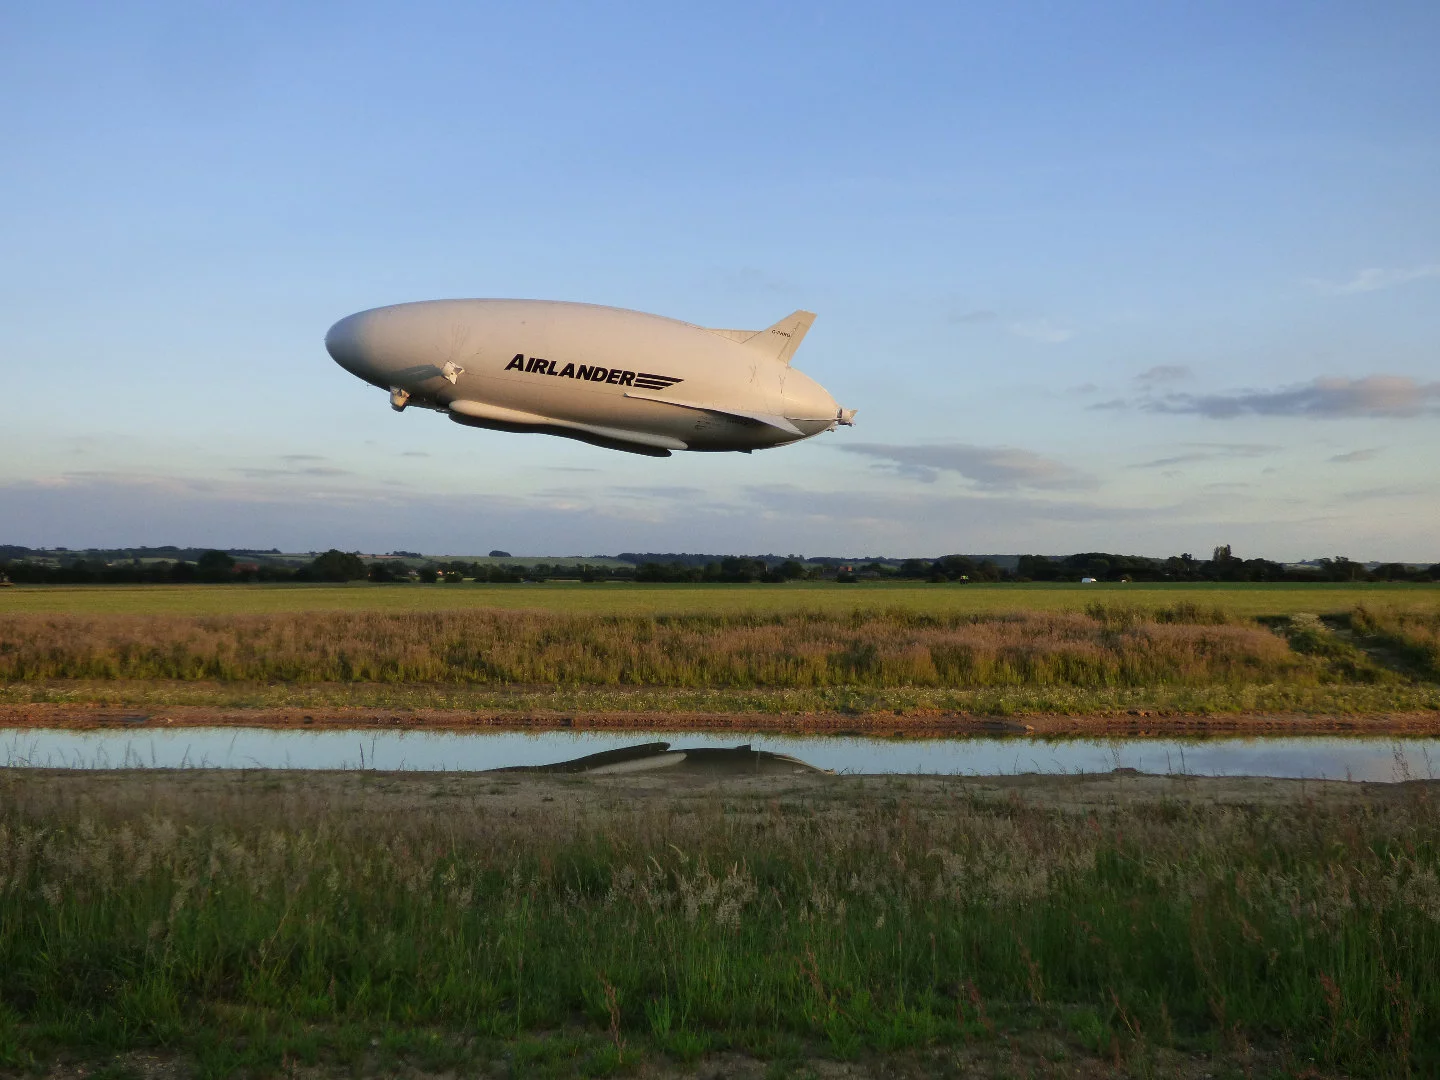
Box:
3 580 1437 618
0 769 1436 1078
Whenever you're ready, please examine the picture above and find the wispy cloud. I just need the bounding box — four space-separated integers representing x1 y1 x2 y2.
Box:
609 485 708 500
711 266 801 297
1337 482 1440 502
1329 448 1380 464
948 306 1073 343
1143 375 1440 419
839 442 1091 489
1129 442 1279 470
1134 365 1190 384
234 466 352 478
1308 264 1440 295
949 309 998 325
1007 317 1074 344
745 484 1149 527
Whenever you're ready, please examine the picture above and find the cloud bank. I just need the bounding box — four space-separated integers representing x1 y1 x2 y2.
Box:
0 470 1140 555
3 466 1434 562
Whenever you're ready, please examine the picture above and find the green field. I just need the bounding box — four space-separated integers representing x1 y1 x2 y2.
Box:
4 580 1438 618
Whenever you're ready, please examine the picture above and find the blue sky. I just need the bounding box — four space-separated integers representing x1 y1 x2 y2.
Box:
2 2 1437 559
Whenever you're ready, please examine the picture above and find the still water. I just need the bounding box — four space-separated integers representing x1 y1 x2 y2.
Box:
2 727 1437 782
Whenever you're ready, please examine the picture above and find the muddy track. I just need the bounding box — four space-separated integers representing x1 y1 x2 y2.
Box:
3 703 1440 736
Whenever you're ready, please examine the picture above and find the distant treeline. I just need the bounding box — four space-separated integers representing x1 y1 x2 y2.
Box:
1016 549 1440 583
0 545 283 564
0 551 795 585
3 543 1438 586
617 551 1021 570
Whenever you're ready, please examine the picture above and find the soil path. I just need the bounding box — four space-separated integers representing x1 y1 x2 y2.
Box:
3 702 1439 736
5 763 1430 821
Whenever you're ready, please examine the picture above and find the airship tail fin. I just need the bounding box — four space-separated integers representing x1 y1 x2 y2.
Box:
761 310 815 365
707 310 816 365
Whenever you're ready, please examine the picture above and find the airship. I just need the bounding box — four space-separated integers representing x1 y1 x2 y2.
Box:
325 299 855 456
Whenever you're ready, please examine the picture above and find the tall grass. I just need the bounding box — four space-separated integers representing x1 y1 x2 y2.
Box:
0 771 1435 1075
1351 607 1440 680
0 606 1348 690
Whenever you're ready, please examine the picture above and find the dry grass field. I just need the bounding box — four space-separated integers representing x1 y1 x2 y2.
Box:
1 587 1438 719
0 607 1322 686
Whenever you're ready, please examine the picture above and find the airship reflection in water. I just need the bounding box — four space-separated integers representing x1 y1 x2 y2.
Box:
325 299 855 456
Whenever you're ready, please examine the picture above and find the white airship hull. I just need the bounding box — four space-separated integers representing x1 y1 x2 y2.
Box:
325 299 853 456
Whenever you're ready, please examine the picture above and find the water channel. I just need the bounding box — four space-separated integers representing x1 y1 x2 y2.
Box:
2 727 1437 782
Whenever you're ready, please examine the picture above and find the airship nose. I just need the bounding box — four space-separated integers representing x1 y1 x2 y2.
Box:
325 312 371 377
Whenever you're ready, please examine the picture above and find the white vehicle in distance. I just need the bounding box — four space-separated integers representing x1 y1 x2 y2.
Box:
325 299 855 457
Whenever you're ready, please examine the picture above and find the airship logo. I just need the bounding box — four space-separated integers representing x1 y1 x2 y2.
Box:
325 299 854 457
503 353 684 391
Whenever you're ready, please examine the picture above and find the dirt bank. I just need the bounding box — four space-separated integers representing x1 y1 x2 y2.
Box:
3 702 1440 736
4 761 1431 819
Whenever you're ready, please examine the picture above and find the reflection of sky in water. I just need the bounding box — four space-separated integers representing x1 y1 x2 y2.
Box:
2 728 1438 782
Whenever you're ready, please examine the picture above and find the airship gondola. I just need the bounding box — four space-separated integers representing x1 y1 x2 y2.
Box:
325 299 854 457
